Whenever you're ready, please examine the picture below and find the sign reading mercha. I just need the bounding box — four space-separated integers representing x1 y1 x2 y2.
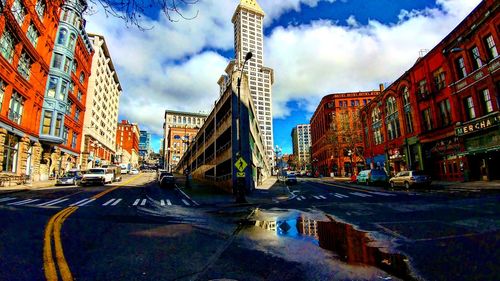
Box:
455 112 500 136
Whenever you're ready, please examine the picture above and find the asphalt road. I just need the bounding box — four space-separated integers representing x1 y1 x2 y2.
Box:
0 174 498 280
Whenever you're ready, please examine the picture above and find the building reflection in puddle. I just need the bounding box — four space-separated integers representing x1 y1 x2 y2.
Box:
254 212 415 281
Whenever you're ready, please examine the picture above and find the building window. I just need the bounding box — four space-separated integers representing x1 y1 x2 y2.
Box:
74 109 80 121
42 111 52 134
71 132 78 149
8 91 24 124
464 96 476 120
402 87 413 134
438 99 452 127
68 33 76 50
417 79 428 99
11 0 26 26
0 79 5 110
59 81 67 100
469 46 483 70
35 0 45 20
2 134 19 173
63 126 69 145
57 28 68 45
0 29 16 63
484 34 498 60
79 72 85 83
46 77 58 98
55 113 63 136
77 91 82 101
66 100 73 115
26 24 39 47
17 51 31 80
72 60 77 73
63 58 71 73
385 96 401 140
421 108 433 132
371 107 381 123
433 68 446 91
481 89 494 114
455 57 467 79
52 53 63 69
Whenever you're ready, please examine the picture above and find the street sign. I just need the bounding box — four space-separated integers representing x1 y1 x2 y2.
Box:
235 157 248 172
237 171 245 178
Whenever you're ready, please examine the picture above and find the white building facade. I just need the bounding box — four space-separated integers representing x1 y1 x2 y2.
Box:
231 0 275 165
80 34 122 168
294 124 311 167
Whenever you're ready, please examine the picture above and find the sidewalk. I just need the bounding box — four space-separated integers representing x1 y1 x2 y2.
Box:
0 179 59 192
175 175 291 207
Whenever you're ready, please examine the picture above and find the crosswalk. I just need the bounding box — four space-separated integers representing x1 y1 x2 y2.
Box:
0 197 193 208
296 190 397 201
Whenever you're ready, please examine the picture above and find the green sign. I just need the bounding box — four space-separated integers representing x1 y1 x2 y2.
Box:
236 171 246 178
235 157 248 172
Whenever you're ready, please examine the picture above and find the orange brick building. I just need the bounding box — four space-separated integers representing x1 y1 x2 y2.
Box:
166 125 200 171
116 120 140 168
0 0 60 178
311 89 380 177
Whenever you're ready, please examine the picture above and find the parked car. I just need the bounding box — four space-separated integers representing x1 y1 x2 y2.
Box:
80 168 114 186
356 169 389 186
102 165 122 182
56 170 83 186
286 174 297 185
129 168 139 175
158 170 176 188
389 170 432 189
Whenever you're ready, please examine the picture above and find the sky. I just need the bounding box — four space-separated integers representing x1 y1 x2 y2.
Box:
85 0 482 154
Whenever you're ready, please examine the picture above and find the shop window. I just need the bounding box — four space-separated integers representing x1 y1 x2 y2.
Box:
8 91 24 124
481 89 494 114
464 96 476 120
2 134 19 173
42 111 52 134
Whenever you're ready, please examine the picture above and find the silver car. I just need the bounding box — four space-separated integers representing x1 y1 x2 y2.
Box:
389 170 432 189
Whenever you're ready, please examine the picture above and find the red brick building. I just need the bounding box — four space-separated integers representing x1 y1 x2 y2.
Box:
311 90 379 177
362 0 499 181
0 0 60 178
116 120 140 168
166 125 200 171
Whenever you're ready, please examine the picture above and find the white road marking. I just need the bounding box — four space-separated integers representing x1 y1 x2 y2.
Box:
297 197 302 201
350 192 372 198
300 196 306 200
70 198 91 206
367 191 396 196
312 195 321 199
103 199 115 206
132 199 140 206
9 199 40 205
0 197 17 203
38 197 64 206
334 194 344 198
111 199 122 206
334 193 349 198
140 199 147 206
44 199 69 207
182 199 190 206
167 199 172 206
78 198 95 206
160 200 165 206
318 195 327 199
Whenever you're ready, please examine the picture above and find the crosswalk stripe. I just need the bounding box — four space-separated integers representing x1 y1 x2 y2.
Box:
334 194 344 198
44 199 69 207
111 199 122 206
103 199 115 206
38 198 64 206
334 193 349 198
182 199 190 206
78 198 95 206
350 192 372 198
167 199 172 206
160 200 165 206
300 196 306 200
312 195 320 199
9 199 40 205
318 195 327 199
140 199 147 206
132 199 140 206
0 197 17 203
70 198 90 206
297 197 302 201
367 191 396 196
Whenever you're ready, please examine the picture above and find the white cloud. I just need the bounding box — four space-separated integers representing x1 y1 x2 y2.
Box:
266 0 482 118
84 0 482 147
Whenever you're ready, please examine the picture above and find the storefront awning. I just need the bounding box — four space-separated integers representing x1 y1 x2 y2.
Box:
458 145 500 156
0 121 38 142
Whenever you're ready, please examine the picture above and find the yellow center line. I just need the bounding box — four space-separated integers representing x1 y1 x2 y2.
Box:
43 173 144 280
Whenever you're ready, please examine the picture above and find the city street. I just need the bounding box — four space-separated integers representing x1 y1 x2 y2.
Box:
0 173 499 280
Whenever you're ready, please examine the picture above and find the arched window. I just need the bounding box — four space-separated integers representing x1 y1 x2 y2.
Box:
385 96 401 140
173 135 181 140
371 107 381 123
371 107 383 145
401 87 414 133
57 28 68 45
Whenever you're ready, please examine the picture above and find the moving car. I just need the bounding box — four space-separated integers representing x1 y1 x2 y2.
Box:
102 165 122 182
56 170 83 186
80 168 114 186
286 174 298 185
130 168 139 175
158 170 176 188
356 169 389 186
389 170 432 189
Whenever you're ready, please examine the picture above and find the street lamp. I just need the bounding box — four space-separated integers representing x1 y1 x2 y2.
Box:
236 51 253 203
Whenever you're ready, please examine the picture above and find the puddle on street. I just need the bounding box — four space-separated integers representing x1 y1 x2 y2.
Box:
249 209 417 281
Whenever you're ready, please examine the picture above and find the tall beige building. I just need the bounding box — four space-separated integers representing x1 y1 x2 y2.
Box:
80 34 122 168
292 124 311 169
232 0 275 165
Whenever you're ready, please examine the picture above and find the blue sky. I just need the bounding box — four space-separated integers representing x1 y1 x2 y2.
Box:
85 0 481 154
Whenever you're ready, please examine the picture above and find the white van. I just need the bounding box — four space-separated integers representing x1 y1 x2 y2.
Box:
80 168 114 186
119 163 129 174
